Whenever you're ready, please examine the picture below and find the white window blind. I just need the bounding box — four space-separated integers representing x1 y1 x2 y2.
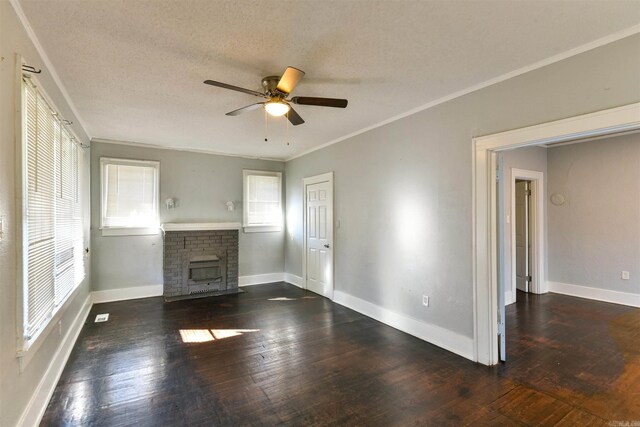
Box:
243 170 282 230
100 158 159 229
23 77 84 344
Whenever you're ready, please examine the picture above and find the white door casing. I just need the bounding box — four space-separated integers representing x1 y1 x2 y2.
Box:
303 172 334 299
473 102 640 366
510 169 544 298
515 180 530 292
496 156 506 362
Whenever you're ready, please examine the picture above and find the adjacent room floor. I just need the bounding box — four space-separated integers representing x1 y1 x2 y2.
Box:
41 283 639 426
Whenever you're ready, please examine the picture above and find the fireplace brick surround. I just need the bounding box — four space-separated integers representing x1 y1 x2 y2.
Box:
163 229 239 298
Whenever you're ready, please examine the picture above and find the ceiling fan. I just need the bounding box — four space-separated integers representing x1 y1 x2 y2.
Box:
204 67 348 126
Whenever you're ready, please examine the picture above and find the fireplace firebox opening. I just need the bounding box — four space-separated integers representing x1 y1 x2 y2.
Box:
184 254 227 295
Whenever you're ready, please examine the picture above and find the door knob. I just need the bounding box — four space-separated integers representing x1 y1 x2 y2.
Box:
324 244 330 248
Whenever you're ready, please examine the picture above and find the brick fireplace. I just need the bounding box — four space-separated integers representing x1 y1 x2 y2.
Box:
162 223 240 299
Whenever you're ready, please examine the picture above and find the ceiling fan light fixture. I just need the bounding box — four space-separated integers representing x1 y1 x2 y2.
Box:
264 100 290 117
205 67 347 126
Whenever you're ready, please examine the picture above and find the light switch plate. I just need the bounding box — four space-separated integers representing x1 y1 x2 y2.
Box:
621 271 630 280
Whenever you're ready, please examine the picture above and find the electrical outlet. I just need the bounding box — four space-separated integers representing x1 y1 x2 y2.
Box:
58 321 62 336
0 216 4 241
621 271 630 280
422 295 429 307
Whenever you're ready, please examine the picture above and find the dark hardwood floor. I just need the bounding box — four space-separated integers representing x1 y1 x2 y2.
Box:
41 283 639 426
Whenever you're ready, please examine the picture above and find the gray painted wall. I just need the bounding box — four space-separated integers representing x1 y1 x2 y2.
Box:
90 142 285 291
285 34 640 339
499 146 548 303
0 2 92 425
548 133 640 294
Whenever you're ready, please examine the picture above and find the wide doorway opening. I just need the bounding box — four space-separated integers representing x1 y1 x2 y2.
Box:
473 102 640 366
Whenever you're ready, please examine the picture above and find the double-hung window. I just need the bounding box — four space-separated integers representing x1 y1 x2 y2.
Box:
20 75 85 352
243 170 283 232
100 158 160 236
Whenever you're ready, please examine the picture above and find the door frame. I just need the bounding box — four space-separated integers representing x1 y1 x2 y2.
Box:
510 169 545 299
302 172 334 299
473 102 640 366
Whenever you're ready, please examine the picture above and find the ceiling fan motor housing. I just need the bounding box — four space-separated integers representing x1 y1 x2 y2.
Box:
262 76 285 96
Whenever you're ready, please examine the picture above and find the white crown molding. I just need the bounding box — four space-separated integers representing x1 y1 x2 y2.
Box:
91 138 285 162
9 0 91 140
286 24 640 162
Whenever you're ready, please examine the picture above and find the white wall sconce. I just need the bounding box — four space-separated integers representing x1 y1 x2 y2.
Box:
166 198 176 210
226 201 235 212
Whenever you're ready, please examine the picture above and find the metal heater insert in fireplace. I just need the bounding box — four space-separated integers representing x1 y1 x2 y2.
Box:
184 254 227 294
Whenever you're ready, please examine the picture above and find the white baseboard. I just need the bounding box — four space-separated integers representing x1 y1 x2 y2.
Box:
239 273 285 286
284 273 304 288
91 284 163 304
333 290 475 361
505 290 515 306
238 272 304 288
18 295 93 427
547 281 640 308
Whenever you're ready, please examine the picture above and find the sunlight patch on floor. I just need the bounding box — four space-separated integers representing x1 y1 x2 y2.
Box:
179 329 260 343
268 296 318 301
179 329 215 343
211 329 259 339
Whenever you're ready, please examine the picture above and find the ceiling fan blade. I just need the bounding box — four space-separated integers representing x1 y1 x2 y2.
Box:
291 96 348 108
226 103 265 116
277 67 305 94
204 80 266 98
286 107 305 126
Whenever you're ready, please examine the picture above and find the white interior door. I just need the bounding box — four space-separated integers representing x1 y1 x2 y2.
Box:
305 179 333 298
515 180 530 292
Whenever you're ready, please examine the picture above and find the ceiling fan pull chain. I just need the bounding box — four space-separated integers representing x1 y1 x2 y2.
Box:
264 108 268 142
286 113 290 146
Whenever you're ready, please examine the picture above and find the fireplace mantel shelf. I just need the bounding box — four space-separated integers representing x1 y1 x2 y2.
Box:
161 222 242 232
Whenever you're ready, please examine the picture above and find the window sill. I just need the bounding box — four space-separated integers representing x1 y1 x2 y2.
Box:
101 227 159 236
243 225 282 233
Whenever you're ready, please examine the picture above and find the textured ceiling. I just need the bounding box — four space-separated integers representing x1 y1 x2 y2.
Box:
18 0 640 160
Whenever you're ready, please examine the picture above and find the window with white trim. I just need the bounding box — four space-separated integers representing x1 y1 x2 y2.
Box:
243 170 283 232
21 76 84 350
100 158 160 235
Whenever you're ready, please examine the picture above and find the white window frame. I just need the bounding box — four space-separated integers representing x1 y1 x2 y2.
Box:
100 157 160 236
243 170 283 233
15 58 86 365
